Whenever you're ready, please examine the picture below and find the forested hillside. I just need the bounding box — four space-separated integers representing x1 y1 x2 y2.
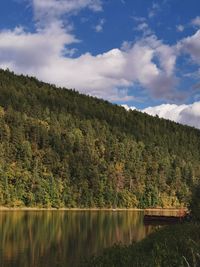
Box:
0 69 200 208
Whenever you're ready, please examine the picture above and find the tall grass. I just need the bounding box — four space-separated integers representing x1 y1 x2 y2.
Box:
82 223 200 267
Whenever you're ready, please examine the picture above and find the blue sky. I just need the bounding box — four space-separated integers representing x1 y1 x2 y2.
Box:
0 0 200 128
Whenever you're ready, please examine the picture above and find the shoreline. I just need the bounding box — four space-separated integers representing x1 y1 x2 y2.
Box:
0 207 187 212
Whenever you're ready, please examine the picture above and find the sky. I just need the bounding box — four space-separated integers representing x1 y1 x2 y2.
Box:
0 0 200 129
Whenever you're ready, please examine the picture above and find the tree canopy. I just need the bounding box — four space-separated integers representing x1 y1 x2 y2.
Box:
0 69 199 208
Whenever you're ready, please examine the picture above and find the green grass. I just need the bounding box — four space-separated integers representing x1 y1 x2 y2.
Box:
81 223 200 267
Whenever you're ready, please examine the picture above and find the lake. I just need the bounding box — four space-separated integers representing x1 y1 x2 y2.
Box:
0 210 164 267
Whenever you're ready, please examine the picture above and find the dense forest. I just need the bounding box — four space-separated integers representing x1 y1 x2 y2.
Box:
0 69 200 208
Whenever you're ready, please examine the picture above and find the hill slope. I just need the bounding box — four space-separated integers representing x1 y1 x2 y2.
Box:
0 69 199 208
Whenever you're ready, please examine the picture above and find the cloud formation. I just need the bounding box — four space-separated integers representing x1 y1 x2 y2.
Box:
142 102 200 129
148 3 160 18
176 24 184 32
134 22 153 36
0 15 179 102
94 18 106 32
0 23 77 69
191 16 200 27
123 101 200 130
33 0 103 25
179 30 200 64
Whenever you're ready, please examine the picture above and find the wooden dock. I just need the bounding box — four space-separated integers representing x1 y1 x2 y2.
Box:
143 209 189 225
144 214 185 224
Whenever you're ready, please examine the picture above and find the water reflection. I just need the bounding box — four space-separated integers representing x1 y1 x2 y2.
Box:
0 211 156 267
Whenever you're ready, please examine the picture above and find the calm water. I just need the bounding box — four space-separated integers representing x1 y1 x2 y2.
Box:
0 211 160 267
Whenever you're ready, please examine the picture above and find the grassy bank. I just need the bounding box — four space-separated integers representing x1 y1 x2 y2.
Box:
82 223 200 267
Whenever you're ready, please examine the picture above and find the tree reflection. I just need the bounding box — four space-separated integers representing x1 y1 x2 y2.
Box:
0 211 155 267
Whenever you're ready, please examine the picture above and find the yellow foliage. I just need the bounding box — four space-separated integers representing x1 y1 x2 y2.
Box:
115 162 124 173
12 200 24 208
161 192 181 208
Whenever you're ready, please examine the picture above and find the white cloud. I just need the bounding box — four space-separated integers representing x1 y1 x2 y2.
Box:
148 3 160 18
0 27 133 101
132 16 146 23
121 104 136 110
134 22 152 36
135 22 148 31
94 18 105 32
123 101 200 129
178 30 200 64
33 0 103 25
143 103 187 122
183 69 200 79
191 16 200 27
142 102 200 129
0 19 179 102
155 43 176 76
0 23 77 70
176 24 184 32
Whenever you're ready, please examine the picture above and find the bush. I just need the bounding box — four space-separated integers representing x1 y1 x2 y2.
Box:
82 224 200 267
